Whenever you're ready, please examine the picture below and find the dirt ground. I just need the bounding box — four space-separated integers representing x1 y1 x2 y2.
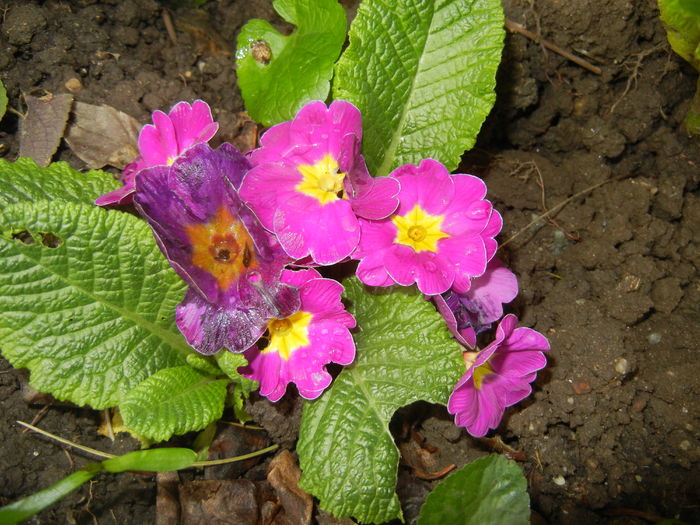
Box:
0 0 698 524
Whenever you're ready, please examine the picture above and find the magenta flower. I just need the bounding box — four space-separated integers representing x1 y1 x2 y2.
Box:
239 268 356 401
133 143 299 354
447 314 549 437
434 257 518 348
354 159 496 295
96 100 219 207
239 100 399 265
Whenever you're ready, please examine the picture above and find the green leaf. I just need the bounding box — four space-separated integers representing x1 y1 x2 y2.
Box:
659 0 700 69
102 447 197 472
0 467 101 525
417 455 530 525
235 0 346 126
0 157 120 208
0 201 191 409
0 79 7 120
186 353 221 376
334 0 504 177
119 366 228 441
215 351 258 423
297 278 465 523
659 0 700 134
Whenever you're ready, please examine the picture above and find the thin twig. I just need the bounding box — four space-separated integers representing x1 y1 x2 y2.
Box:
162 8 178 45
17 420 279 468
18 421 116 459
499 174 630 250
22 402 53 433
505 19 602 75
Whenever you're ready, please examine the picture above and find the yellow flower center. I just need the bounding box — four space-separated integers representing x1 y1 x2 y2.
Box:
295 154 346 205
472 360 495 390
262 311 313 360
185 206 257 291
393 204 449 252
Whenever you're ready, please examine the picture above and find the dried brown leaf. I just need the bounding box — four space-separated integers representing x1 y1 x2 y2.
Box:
64 101 140 169
179 479 259 525
267 450 313 525
19 92 73 167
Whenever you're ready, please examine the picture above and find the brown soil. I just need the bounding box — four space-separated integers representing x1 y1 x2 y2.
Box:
1 1 698 524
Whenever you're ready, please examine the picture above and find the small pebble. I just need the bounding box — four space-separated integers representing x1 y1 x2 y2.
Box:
679 440 690 451
64 77 82 93
567 397 574 405
614 357 631 375
635 475 642 482
553 475 566 486
648 333 662 344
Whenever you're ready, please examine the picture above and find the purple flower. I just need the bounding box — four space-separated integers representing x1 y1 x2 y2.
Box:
96 100 219 207
354 159 497 295
239 100 399 265
240 268 356 401
447 314 549 437
434 257 518 348
134 143 299 354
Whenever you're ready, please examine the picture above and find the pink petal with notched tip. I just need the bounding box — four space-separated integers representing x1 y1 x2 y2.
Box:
168 100 219 150
390 159 455 215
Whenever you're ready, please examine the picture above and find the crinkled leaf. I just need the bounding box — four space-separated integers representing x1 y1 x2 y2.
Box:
417 455 530 525
120 366 227 442
215 351 258 423
0 201 191 409
0 79 7 120
297 278 465 523
236 0 346 126
64 101 141 169
0 157 120 208
334 0 504 177
186 353 221 376
19 93 74 167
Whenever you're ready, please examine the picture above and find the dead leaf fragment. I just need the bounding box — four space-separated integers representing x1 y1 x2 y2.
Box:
64 101 140 169
19 92 73 167
156 471 180 525
267 450 313 525
179 479 259 525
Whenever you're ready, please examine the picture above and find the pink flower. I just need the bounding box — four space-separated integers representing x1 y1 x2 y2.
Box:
447 314 549 437
96 100 219 206
239 100 399 265
239 268 356 401
354 159 496 295
434 257 518 348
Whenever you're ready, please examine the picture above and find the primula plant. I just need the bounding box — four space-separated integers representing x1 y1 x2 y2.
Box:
0 0 551 522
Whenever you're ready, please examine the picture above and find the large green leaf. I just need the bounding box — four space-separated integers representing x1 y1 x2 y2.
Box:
0 79 7 120
659 0 700 69
120 366 228 441
334 0 504 177
235 0 346 126
297 278 465 523
417 455 530 525
0 157 120 208
659 0 700 134
0 201 191 408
